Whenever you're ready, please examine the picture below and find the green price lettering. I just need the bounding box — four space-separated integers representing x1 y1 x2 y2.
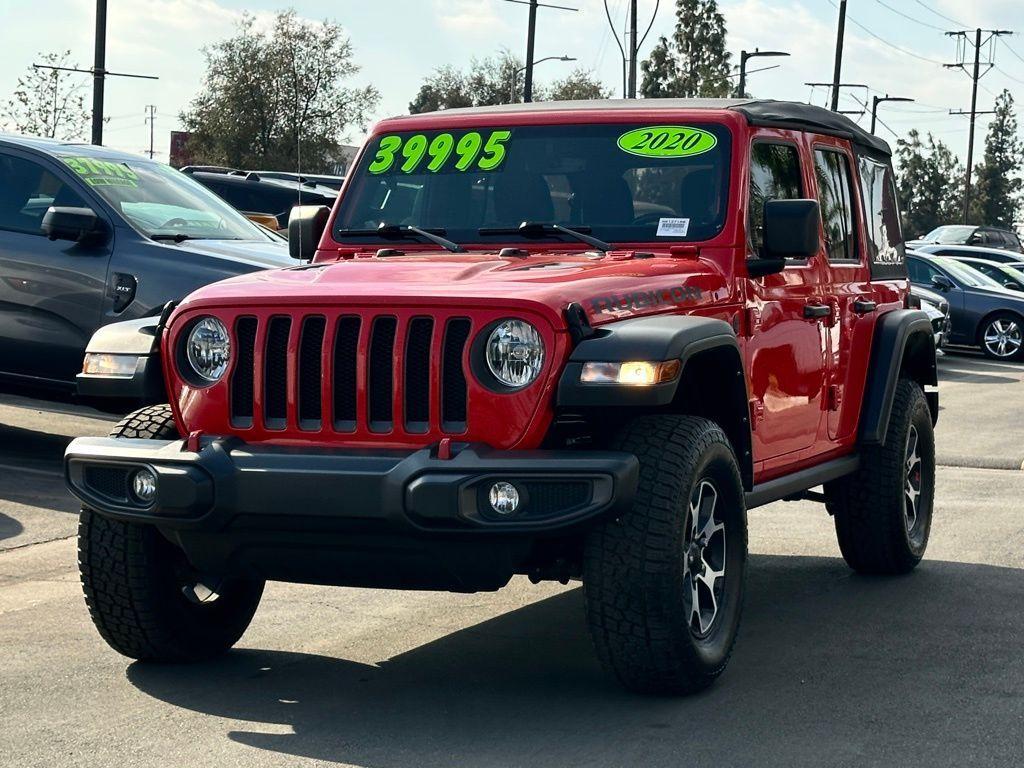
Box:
427 133 454 171
400 134 429 173
454 132 483 171
62 156 138 187
478 130 511 171
368 135 402 174
617 126 718 159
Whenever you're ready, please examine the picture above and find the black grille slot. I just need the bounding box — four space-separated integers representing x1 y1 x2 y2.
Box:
85 466 130 503
442 318 471 431
264 316 291 429
368 316 397 431
404 318 433 433
333 316 360 430
298 316 326 430
231 317 257 428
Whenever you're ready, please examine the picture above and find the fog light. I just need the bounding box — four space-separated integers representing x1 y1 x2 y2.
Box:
488 482 520 515
131 468 157 504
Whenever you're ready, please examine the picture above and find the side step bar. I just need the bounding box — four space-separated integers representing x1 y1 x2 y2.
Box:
744 455 859 510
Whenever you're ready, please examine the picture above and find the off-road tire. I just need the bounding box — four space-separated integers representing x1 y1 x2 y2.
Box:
583 415 747 695
79 404 265 661
825 379 935 575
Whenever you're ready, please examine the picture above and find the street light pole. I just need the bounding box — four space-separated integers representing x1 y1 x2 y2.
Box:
870 95 913 134
91 0 107 145
523 0 539 102
512 55 576 103
738 49 789 98
830 0 848 111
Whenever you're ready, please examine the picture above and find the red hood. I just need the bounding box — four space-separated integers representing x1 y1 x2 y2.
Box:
174 250 734 327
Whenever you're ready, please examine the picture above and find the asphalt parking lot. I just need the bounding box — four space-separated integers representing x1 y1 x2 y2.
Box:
2 350 1023 768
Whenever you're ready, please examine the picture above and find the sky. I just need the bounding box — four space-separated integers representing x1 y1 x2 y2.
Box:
2 0 1023 165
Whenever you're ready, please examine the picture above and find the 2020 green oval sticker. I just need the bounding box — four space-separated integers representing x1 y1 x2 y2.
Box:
617 126 717 159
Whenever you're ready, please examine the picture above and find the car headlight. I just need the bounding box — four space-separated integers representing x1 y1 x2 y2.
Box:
485 319 544 389
184 317 231 383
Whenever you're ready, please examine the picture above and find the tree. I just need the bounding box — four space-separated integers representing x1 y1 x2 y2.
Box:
409 52 609 113
895 129 964 237
640 0 732 99
544 69 612 101
180 11 378 172
969 89 1023 227
2 51 90 140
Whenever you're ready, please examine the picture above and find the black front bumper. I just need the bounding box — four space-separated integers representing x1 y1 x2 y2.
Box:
65 437 638 591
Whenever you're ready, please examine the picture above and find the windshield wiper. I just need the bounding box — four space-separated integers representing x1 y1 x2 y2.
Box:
150 233 194 242
478 222 612 252
335 223 465 253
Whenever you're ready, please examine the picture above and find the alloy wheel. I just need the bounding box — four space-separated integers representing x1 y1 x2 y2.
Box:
682 480 727 637
904 425 922 534
983 318 1023 358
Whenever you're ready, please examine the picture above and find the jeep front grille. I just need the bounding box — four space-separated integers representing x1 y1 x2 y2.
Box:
228 312 472 436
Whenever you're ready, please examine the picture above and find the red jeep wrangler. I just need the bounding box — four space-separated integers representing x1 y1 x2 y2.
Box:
66 99 937 694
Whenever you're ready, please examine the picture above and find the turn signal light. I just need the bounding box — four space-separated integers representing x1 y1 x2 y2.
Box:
580 360 681 386
82 353 139 377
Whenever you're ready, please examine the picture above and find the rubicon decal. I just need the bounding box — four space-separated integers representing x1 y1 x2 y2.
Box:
590 285 704 314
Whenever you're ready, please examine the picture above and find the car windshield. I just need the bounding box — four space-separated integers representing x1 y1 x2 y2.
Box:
54 154 273 241
922 225 975 244
333 122 733 247
935 257 1005 288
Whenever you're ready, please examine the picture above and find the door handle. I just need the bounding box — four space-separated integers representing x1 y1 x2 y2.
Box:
803 303 832 319
852 299 877 314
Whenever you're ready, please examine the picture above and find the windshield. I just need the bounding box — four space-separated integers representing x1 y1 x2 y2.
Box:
922 225 975 244
56 154 273 241
935 257 1005 288
333 122 733 247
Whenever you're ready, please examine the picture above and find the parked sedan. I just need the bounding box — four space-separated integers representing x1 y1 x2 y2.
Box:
907 252 1024 360
911 284 951 350
907 224 1023 252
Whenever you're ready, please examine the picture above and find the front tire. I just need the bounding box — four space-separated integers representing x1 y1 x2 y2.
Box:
79 405 265 662
583 415 747 695
825 380 935 574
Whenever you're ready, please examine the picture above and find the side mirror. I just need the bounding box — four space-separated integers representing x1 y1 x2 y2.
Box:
288 205 331 261
1006 282 1023 292
747 199 820 277
41 206 108 245
931 274 954 292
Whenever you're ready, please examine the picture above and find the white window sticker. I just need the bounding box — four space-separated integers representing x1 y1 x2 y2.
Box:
656 217 690 237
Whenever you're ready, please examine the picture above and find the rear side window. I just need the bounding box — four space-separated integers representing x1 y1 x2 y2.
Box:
858 156 903 277
748 142 802 255
814 149 857 262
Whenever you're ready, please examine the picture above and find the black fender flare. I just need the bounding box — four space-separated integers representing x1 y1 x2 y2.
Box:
858 308 937 446
556 315 753 488
557 315 740 408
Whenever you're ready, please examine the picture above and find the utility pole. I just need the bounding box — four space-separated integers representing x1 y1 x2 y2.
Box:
144 105 156 159
870 95 914 135
34 0 158 145
500 0 578 103
738 49 789 98
622 0 638 99
945 28 1011 223
830 0 847 111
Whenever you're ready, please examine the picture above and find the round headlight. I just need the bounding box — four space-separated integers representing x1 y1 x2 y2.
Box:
485 319 544 389
185 317 231 383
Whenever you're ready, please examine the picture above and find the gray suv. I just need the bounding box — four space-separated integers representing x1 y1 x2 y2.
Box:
0 135 293 398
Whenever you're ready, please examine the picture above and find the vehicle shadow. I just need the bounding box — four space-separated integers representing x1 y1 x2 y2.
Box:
126 554 1024 767
0 512 23 542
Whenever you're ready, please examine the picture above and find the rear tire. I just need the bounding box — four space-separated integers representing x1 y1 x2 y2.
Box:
79 405 265 661
583 415 747 695
825 380 935 575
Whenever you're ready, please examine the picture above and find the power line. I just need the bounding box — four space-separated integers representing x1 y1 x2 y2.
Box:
1002 39 1024 66
826 0 945 65
993 64 1024 86
913 0 969 30
872 0 945 33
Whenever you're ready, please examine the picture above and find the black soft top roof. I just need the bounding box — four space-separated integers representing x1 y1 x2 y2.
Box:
400 98 892 157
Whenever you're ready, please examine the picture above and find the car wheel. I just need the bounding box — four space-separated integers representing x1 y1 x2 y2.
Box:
79 405 265 661
583 414 747 695
980 313 1024 360
825 379 935 574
